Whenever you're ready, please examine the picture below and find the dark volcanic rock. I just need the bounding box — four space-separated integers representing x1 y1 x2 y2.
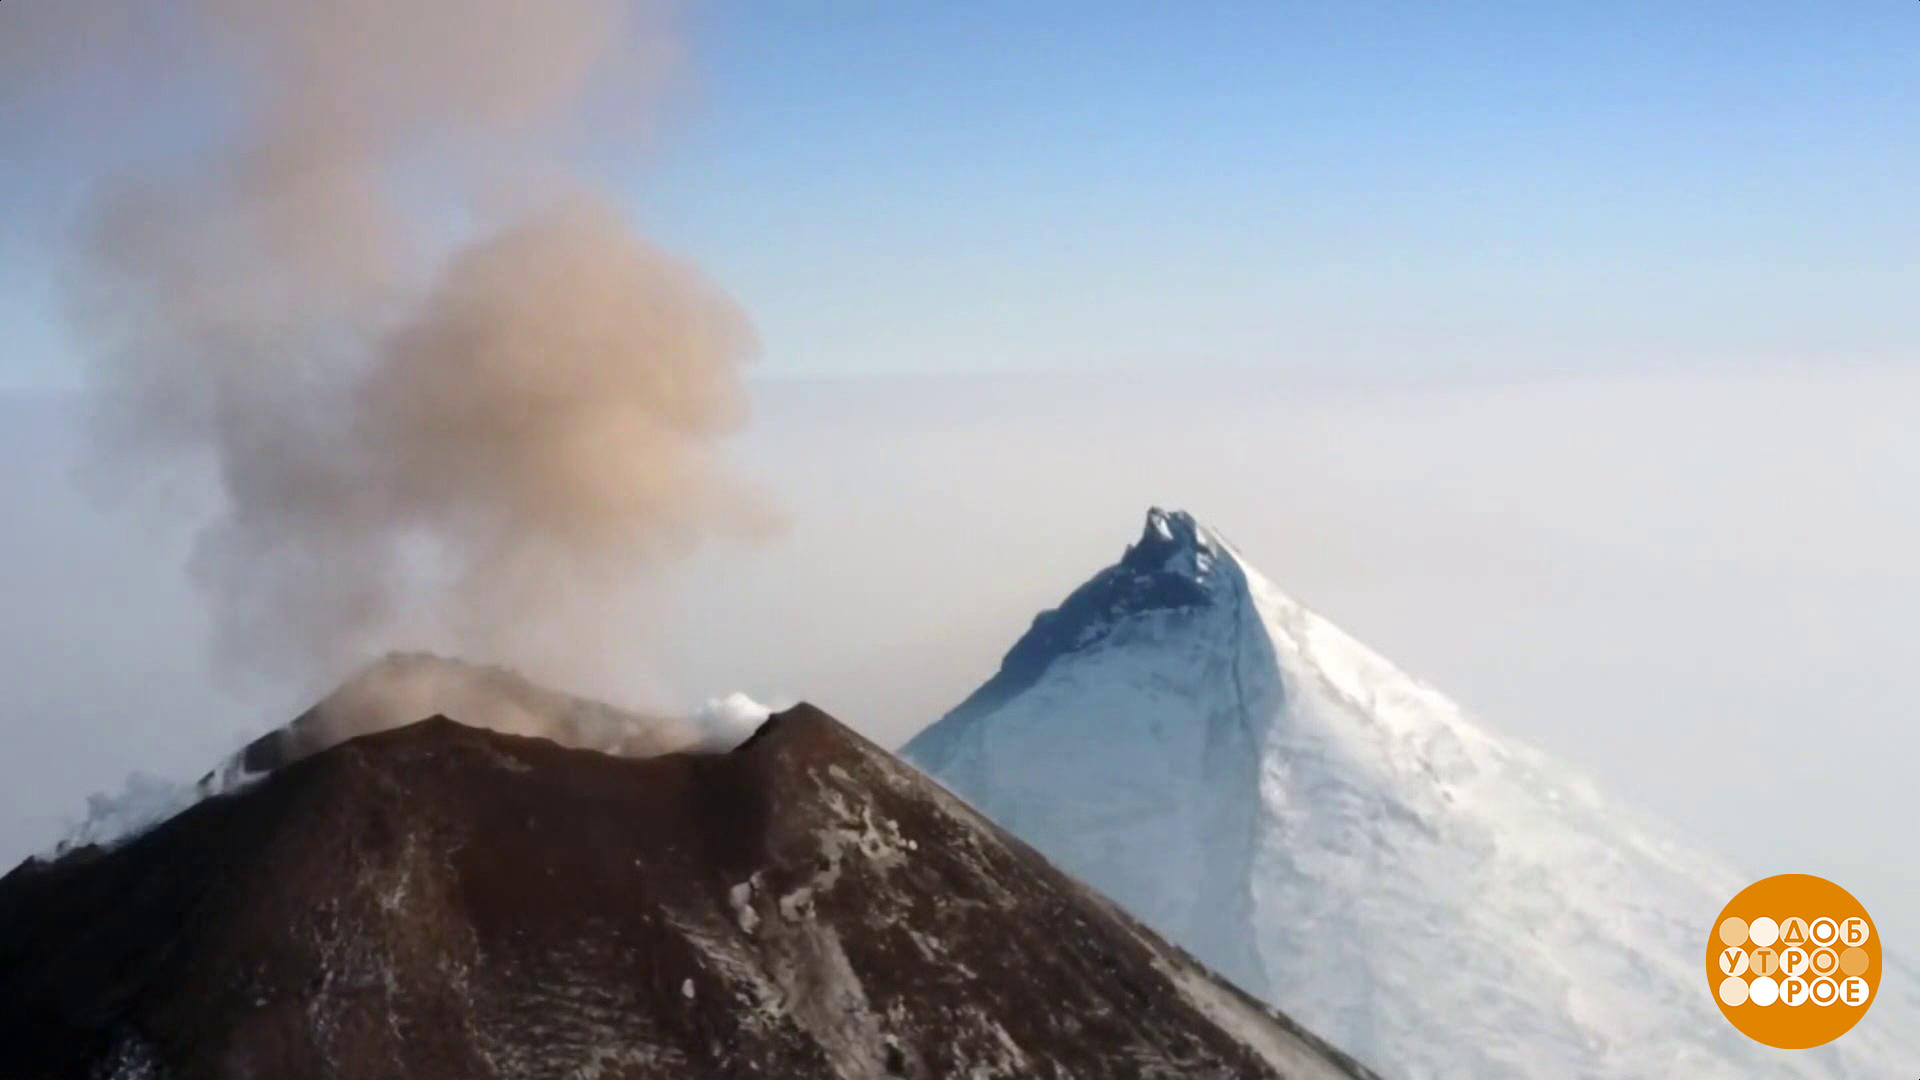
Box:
0 706 1377 1080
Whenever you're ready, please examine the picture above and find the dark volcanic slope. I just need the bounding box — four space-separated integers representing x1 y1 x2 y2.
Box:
0 707 1378 1080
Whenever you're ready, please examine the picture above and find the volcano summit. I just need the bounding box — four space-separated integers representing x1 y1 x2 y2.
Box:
0 670 1373 1080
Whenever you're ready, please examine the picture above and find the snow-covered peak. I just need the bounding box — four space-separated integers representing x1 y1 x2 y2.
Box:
908 508 1920 1080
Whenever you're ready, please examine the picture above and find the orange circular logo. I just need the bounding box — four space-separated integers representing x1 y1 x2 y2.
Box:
1708 874 1880 1048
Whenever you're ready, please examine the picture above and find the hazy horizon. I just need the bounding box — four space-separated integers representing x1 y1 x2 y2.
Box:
4 362 1916 952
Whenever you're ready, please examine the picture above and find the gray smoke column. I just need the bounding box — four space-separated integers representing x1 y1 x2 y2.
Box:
53 0 774 683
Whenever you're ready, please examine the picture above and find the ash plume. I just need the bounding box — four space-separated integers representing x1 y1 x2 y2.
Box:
47 0 773 685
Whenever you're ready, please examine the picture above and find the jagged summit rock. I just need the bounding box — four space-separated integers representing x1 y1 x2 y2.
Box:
907 508 1920 1080
952 507 1222 718
0 696 1376 1080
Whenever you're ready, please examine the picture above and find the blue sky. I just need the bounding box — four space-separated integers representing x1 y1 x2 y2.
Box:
633 2 1920 378
4 1 1917 387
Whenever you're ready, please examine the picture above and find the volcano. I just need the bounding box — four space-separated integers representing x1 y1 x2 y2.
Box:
905 509 1920 1079
0 684 1374 1079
